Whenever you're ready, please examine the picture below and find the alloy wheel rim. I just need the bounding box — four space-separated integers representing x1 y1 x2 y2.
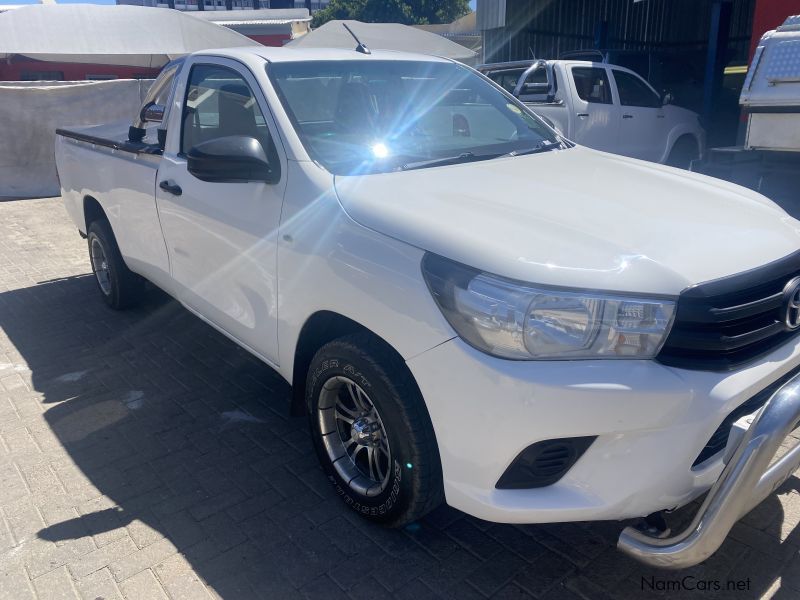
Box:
90 237 112 296
318 376 392 497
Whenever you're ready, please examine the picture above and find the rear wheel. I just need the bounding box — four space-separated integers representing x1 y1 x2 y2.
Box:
666 136 699 169
306 333 443 527
87 219 144 310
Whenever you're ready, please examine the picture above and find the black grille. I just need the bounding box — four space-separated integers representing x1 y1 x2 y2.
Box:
658 250 800 371
693 365 800 466
496 437 595 489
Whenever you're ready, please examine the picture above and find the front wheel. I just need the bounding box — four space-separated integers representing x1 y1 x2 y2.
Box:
306 333 443 527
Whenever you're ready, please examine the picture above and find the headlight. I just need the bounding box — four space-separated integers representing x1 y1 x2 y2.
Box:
422 253 676 360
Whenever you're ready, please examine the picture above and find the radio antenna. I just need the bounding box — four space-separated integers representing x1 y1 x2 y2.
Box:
343 23 371 54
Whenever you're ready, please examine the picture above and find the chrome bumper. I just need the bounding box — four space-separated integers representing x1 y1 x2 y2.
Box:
618 373 800 569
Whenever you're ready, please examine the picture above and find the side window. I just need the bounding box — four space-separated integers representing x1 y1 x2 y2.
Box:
612 69 662 108
21 71 64 81
571 67 612 104
524 67 548 85
181 64 271 155
486 69 526 94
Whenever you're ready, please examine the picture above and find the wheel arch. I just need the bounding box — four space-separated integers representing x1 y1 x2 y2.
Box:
663 128 702 164
289 310 417 417
83 195 107 232
672 132 700 151
665 133 701 168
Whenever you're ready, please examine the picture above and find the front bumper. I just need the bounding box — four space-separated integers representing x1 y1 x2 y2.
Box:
406 336 800 526
618 371 800 569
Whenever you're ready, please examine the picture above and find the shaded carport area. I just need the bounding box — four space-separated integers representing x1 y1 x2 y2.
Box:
479 0 777 147
478 0 800 210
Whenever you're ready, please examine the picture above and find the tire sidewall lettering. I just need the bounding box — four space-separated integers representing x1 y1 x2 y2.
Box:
326 460 402 516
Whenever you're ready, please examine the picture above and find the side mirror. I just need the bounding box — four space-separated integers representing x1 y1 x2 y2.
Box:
187 135 276 183
140 102 165 124
662 92 674 106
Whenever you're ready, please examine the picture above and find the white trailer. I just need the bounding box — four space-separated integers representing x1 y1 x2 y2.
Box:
694 15 800 205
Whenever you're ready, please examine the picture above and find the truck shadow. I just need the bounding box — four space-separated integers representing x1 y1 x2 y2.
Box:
2 274 798 599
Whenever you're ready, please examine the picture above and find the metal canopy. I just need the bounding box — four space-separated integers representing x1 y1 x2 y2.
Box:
189 8 311 25
286 20 477 64
0 4 261 68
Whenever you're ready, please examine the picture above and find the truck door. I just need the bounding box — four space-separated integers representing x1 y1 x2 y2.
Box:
610 68 667 162
567 65 619 152
155 58 286 366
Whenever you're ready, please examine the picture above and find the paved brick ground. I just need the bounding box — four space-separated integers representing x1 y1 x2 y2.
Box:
0 197 799 600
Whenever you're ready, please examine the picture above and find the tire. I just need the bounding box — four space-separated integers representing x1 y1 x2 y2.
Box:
86 218 144 310
666 136 699 169
306 333 443 527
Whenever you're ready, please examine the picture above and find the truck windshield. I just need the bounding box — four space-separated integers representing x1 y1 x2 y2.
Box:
267 60 561 175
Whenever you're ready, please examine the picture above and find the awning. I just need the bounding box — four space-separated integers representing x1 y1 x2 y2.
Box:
0 4 261 68
189 8 311 26
286 20 477 64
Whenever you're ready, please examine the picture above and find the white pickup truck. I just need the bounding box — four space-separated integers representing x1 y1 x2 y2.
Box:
478 59 705 167
55 47 800 569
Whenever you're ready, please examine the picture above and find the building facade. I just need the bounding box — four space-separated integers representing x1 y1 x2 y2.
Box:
477 0 755 64
116 0 328 11
190 9 312 46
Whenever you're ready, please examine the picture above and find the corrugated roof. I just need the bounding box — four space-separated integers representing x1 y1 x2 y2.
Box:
414 11 477 35
203 19 304 25
286 20 476 63
190 8 310 24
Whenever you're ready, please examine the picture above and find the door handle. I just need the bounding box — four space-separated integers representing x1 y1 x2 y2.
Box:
576 113 589 117
622 114 634 119
159 180 182 196
657 114 666 118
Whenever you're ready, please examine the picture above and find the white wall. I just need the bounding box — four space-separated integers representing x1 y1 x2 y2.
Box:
0 79 151 198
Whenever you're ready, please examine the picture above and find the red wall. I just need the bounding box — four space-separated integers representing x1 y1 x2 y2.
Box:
246 33 292 46
750 0 800 59
0 57 160 82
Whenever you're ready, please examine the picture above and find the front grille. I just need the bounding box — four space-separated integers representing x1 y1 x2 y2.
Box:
693 365 800 466
658 250 800 371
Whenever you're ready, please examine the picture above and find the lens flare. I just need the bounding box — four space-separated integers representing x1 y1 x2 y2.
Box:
371 143 389 158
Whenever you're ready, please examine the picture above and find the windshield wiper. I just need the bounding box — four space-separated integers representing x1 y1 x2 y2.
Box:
394 141 563 172
502 140 563 158
398 152 485 171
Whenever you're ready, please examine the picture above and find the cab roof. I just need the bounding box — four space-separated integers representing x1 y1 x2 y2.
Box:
477 59 597 71
193 46 455 64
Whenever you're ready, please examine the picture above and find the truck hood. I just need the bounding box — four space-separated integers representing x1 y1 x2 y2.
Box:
334 146 800 295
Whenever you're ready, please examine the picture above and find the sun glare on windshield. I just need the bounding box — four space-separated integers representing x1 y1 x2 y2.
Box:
267 60 560 175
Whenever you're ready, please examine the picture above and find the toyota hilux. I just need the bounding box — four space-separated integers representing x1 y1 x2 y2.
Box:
54 46 800 569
